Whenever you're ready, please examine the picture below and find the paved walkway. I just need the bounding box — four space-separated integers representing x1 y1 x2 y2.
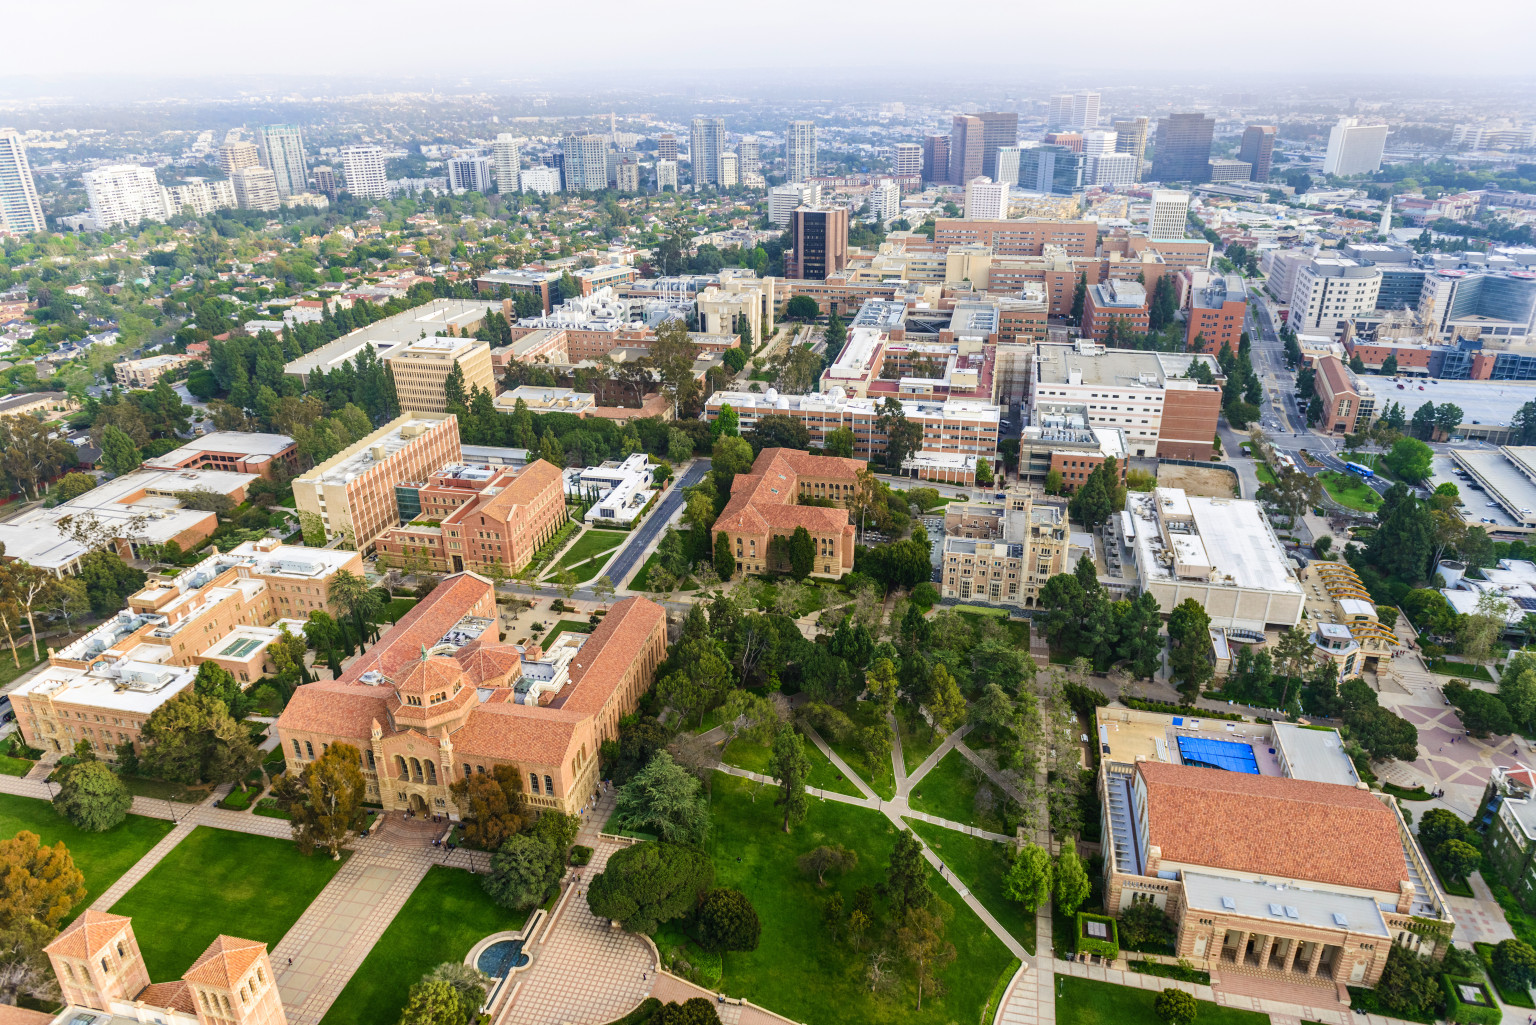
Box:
90 821 195 910
0 772 294 838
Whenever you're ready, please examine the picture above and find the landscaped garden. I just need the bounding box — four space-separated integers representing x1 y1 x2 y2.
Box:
318 866 530 1025
0 793 174 917
1318 470 1383 512
109 826 347 980
1055 975 1269 1025
822 701 896 800
898 713 942 775
546 527 627 583
704 773 1014 1025
903 818 1035 953
0 734 35 776
720 729 865 798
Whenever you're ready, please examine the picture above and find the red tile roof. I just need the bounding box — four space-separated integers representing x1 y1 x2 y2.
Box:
45 909 129 958
561 597 665 716
0 1006 53 1025
138 980 197 1014
184 935 267 988
450 702 587 764
716 447 858 536
1137 761 1406 894
276 682 389 741
478 458 563 522
341 573 493 682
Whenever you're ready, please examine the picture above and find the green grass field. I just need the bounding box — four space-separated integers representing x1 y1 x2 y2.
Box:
908 748 1013 833
318 866 530 1025
540 619 594 646
898 715 942 775
1056 976 1270 1025
109 827 347 980
824 701 896 800
0 793 174 919
720 730 865 798
548 528 627 583
380 596 419 624
1255 462 1278 485
706 773 1014 1025
1319 470 1382 512
904 818 1035 953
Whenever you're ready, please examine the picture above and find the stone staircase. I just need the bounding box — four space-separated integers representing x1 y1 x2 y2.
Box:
369 812 444 849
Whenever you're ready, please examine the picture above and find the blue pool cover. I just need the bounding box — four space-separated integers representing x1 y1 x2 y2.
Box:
1176 735 1260 774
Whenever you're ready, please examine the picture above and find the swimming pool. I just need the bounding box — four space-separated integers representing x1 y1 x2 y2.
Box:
476 938 529 977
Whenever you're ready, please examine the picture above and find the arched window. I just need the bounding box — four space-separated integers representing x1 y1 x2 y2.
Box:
410 758 423 782
101 957 110 974
292 739 301 758
395 755 409 781
305 741 314 759
117 941 125 957
529 773 540 794
425 761 437 785
365 750 375 771
544 774 554 795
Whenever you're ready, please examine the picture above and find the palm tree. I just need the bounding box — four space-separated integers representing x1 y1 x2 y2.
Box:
328 570 384 652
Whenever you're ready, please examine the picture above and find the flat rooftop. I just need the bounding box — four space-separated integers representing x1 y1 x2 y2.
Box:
1450 447 1536 527
1183 872 1389 938
297 414 449 487
1127 489 1300 595
1094 706 1283 775
1389 379 1536 429
1272 722 1362 787
1034 343 1218 389
148 431 294 462
283 298 494 377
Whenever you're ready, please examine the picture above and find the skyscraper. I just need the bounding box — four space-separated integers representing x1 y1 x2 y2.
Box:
492 134 521 193
657 133 678 161
786 121 818 182
0 132 45 235
948 114 984 186
655 160 677 192
310 166 337 201
689 118 725 188
1323 118 1389 176
340 146 389 201
922 135 950 184
964 177 1009 220
1047 95 1074 131
1082 130 1118 184
737 138 761 175
231 166 280 212
892 143 923 178
787 207 848 281
1112 117 1149 179
1150 114 1215 183
562 134 609 192
995 146 1022 186
1018 145 1084 196
1070 93 1101 131
721 153 739 188
1238 125 1277 183
447 156 493 195
976 111 1019 181
82 165 168 228
255 124 307 199
217 140 260 178
1148 190 1192 241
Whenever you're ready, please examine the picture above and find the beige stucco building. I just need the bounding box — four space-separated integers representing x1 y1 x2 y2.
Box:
384 335 495 413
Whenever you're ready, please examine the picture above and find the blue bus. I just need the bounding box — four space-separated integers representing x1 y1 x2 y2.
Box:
1344 461 1375 479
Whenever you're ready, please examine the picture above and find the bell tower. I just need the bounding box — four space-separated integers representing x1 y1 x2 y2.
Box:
183 935 287 1025
44 910 150 1012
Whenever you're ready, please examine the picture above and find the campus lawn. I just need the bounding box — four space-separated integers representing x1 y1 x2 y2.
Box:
110 827 346 981
541 619 594 646
0 793 174 919
824 701 896 800
1255 462 1278 486
552 528 626 572
720 730 865 798
318 866 530 1025
898 714 943 775
1055 975 1270 1025
629 553 698 592
706 773 1014 1025
1318 471 1382 513
904 818 1035 954
380 596 418 624
0 736 33 776
909 749 1016 834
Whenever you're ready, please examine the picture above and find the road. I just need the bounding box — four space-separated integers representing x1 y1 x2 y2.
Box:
602 458 710 588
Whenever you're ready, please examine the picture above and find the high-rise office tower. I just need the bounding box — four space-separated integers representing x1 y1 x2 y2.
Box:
561 134 608 192
737 137 761 174
787 206 848 281
976 112 1019 181
1237 125 1276 183
769 183 821 227
255 125 307 198
892 143 923 178
1089 153 1138 186
1070 93 1101 131
231 166 280 212
0 132 45 235
922 135 950 184
340 146 389 201
1112 117 1149 179
1148 190 1192 240
1082 130 1117 184
1323 118 1389 176
492 134 521 193
310 166 337 200
963 177 1009 220
948 114 985 185
82 165 168 228
995 146 1022 186
786 121 818 182
1047 95 1074 131
689 118 725 188
1150 113 1215 183
217 140 260 178
1018 145 1084 196
657 133 678 161
447 156 492 194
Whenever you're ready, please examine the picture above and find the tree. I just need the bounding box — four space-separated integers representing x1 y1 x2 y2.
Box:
1166 599 1213 695
798 844 858 886
397 978 462 1025
1118 901 1175 951
0 917 55 1008
483 833 562 910
328 568 384 649
1154 987 1198 1025
650 999 723 1025
1054 838 1090 915
1493 938 1536 990
713 531 735 582
448 765 527 851
824 427 855 458
697 888 761 953
1409 401 1437 441
1004 843 1052 913
586 841 714 934
1381 354 1399 376
1382 437 1433 482
1435 403 1464 438
975 458 993 487
714 404 739 438
51 760 130 833
710 434 755 494
613 752 710 846
1369 496 1435 582
876 397 924 473
426 962 491 1025
1070 272 1087 324
99 424 143 476
771 722 811 832
139 691 261 786
1438 838 1482 881
1443 679 1514 738
924 664 968 737
785 295 820 320
896 905 955 1011
277 741 367 859
0 831 85 929
54 472 96 502
192 659 253 721
884 829 931 922
1044 468 1064 495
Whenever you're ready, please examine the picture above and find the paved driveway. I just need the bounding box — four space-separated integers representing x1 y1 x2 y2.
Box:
604 459 710 588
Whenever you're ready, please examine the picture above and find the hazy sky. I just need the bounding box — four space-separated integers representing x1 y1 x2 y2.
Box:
7 0 1535 82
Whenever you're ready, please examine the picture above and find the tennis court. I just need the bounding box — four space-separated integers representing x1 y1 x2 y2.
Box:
1175 735 1260 774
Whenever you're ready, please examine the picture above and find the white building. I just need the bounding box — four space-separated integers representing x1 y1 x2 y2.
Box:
231 166 280 212
255 124 307 198
892 142 923 178
654 160 677 193
492 134 521 193
82 165 168 229
721 152 739 188
1207 158 1254 182
690 117 725 188
165 179 237 218
787 120 818 182
520 166 561 196
995 146 1022 186
869 179 902 222
737 138 761 174
1090 152 1138 186
1323 118 1389 177
0 132 46 235
562 134 608 192
769 182 821 226
565 453 657 526
1289 258 1383 335
963 177 1009 220
447 156 492 194
1148 189 1192 241
340 146 389 201
1071 92 1101 131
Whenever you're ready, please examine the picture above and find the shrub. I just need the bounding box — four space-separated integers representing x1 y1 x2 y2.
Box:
570 845 594 866
1154 987 1197 1025
1075 912 1119 960
219 785 258 810
1118 899 1175 953
1441 975 1500 1025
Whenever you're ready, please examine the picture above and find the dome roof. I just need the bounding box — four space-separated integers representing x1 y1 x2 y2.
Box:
390 653 470 700
454 638 523 687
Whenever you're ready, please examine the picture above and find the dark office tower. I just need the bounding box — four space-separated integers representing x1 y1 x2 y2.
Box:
787 207 849 281
1238 125 1277 183
948 115 985 185
923 135 950 184
1112 116 1149 178
976 111 1019 181
657 133 678 161
1150 113 1216 183
1019 145 1085 196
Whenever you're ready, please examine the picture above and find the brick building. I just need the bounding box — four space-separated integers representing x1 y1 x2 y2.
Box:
933 218 1099 258
1082 279 1150 340
1186 273 1248 354
144 431 298 478
713 448 861 580
1314 354 1377 434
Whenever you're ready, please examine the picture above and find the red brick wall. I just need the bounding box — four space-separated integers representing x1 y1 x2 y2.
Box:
1157 388 1222 460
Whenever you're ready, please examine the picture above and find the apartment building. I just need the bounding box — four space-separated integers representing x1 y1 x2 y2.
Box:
293 412 461 551
341 145 389 201
115 353 193 388
963 177 1009 220
714 448 860 580
1186 272 1248 353
10 539 361 757
232 165 280 212
1148 190 1192 241
934 218 1098 258
82 165 168 229
218 139 260 177
1314 354 1377 434
383 335 495 413
166 178 237 217
1030 342 1224 460
1290 258 1383 335
255 124 307 198
0 132 46 234
786 121 818 182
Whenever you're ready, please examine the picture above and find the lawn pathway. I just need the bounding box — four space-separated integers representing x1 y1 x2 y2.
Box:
899 723 972 797
90 821 195 910
954 738 1032 807
795 721 875 801
0 771 293 839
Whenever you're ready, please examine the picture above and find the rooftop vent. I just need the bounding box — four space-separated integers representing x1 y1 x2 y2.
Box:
1285 906 1300 919
1268 903 1284 917
1221 897 1236 910
1332 913 1348 927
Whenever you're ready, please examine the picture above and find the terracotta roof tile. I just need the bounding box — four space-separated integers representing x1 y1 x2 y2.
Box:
1137 761 1406 893
340 573 494 683
138 980 197 1014
450 703 586 764
183 935 266 988
716 448 857 537
454 640 523 687
479 458 563 521
276 682 389 741
562 597 665 715
0 1006 53 1025
44 909 130 958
